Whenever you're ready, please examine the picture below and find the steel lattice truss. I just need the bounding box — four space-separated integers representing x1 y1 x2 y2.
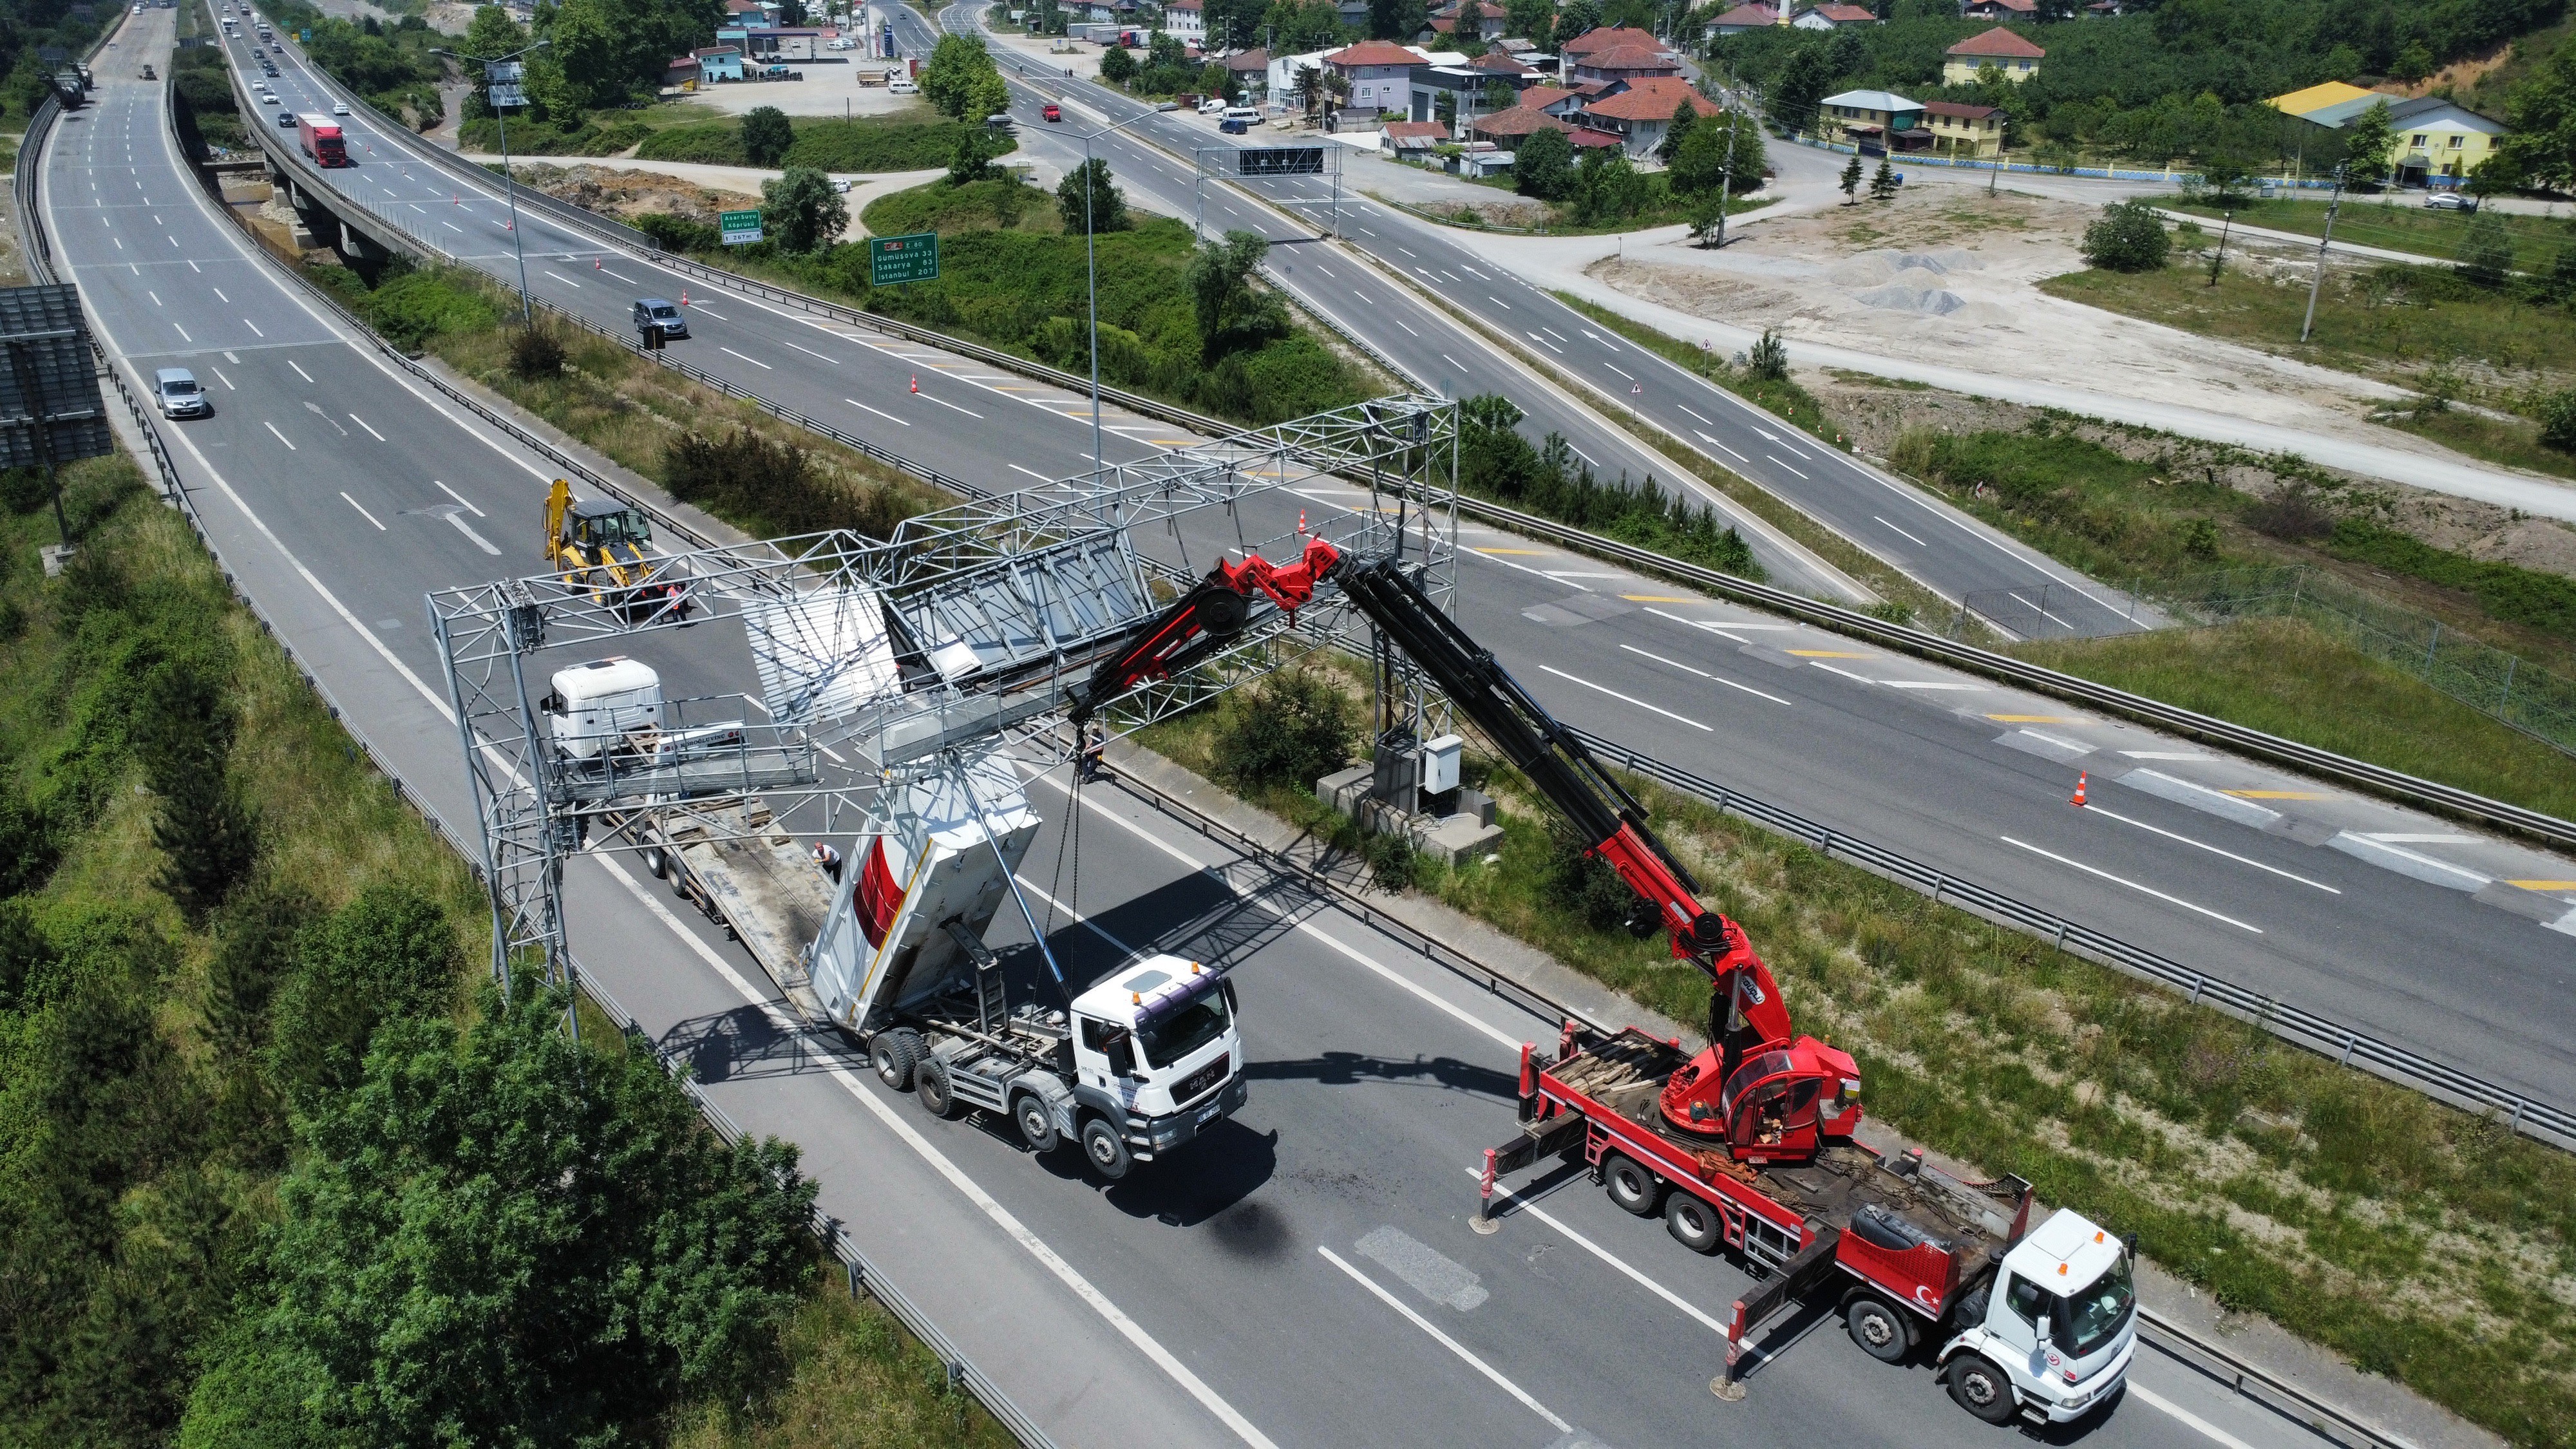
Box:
429 396 1459 990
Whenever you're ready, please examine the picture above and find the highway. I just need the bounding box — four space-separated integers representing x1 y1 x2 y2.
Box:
52 14 2412 1447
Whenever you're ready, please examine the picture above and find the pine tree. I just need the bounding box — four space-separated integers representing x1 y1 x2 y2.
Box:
155 768 257 927
1870 156 1899 201
1839 153 1863 204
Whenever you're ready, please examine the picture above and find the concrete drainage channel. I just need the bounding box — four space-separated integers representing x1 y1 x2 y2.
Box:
20 69 1069 1449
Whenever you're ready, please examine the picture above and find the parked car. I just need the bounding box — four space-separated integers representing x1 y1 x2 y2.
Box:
1221 105 1260 127
1219 116 1247 134
1155 99 1177 111
830 178 851 192
1197 97 1226 114
888 77 918 93
2425 192 2478 212
985 110 1011 127
632 298 687 341
153 367 208 419
1042 102 1060 121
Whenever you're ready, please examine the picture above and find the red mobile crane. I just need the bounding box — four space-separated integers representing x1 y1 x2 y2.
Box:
1079 539 2139 1425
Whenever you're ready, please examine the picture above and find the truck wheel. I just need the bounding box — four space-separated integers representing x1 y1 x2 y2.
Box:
870 1029 922 1091
642 846 667 880
1845 1295 1915 1363
1013 1093 1059 1153
1079 1117 1132 1181
1665 1193 1722 1254
1602 1153 1664 1217
1947 1354 2020 1425
916 1057 959 1119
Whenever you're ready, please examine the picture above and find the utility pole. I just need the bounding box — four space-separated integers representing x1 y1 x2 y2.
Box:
2208 205 2232 285
2300 162 2345 344
434 40 550 327
1707 82 1754 249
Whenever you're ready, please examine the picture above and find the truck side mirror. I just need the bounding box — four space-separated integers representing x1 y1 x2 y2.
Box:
1106 1034 1137 1078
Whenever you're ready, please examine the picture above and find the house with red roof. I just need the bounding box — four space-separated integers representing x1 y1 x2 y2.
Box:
1426 0 1506 40
1325 39 1423 117
1707 0 1785 34
1921 99 2003 156
1792 3 1880 28
1577 75 1722 158
1558 24 1660 56
1566 41 1681 85
1380 118 1451 155
1960 0 2034 17
1943 24 2043 82
1468 103 1624 153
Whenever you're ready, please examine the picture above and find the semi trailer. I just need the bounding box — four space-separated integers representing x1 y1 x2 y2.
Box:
1071 533 2135 1422
544 654 1247 1182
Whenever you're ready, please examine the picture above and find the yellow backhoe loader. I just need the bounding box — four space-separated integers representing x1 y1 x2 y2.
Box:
543 479 690 623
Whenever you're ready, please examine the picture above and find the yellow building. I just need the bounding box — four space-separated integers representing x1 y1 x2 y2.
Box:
2284 90 2508 184
1941 26 2042 85
1923 100 2003 158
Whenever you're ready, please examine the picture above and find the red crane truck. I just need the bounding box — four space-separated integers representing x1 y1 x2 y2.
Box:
1077 536 2139 1426
296 113 346 167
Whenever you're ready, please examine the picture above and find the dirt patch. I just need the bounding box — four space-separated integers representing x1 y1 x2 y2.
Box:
511 162 759 225
1808 368 2576 580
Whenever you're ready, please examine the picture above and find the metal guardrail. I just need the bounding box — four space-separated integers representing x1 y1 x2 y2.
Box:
1566 726 2576 1150
2136 1307 2424 1449
1 64 1068 1449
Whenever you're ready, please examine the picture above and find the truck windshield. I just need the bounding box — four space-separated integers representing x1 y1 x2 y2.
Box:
1135 986 1229 1069
2052 1251 2135 1358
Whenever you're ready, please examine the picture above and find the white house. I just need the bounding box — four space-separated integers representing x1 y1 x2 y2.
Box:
1325 39 1425 118
1160 0 1204 37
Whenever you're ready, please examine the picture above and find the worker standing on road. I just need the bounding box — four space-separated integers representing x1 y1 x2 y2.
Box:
812 841 842 884
1078 724 1105 783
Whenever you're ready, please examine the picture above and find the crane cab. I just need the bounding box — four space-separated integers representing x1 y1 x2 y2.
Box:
1711 1038 1862 1164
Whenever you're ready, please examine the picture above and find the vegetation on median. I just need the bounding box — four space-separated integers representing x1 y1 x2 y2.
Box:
1150 661 2576 1449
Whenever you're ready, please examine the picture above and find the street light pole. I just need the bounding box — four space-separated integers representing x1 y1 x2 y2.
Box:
2300 162 2345 344
1710 82 1754 249
1077 108 1153 475
434 39 549 327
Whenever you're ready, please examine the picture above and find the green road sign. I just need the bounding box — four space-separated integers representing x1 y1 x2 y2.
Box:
719 209 762 246
869 231 939 285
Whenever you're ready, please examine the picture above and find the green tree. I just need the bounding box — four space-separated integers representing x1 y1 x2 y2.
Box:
2080 198 2170 271
1747 326 1788 381
1514 123 1574 199
922 33 1008 120
1058 155 1128 232
1482 77 1517 113
1551 0 1602 48
1101 41 1138 86
264 885 462 1107
1868 154 1897 200
1188 229 1285 359
2342 99 2397 186
2500 39 2576 193
154 768 257 927
198 985 819 1449
460 3 531 68
761 166 848 252
740 104 793 166
1687 191 1727 246
1369 0 1427 41
2539 388 2576 451
1212 667 1354 791
1149 28 1188 68
949 124 1007 184
2456 211 2515 288
1570 147 1649 223
1504 0 1553 41
1839 151 1863 202
1671 108 1763 196
1767 43 1832 135
1655 98 1697 164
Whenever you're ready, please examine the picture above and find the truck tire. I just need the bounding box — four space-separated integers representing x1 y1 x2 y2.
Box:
1079 1117 1132 1180
1845 1294 1915 1363
642 845 667 880
1947 1354 2020 1425
871 1029 922 1090
1665 1192 1722 1254
916 1057 960 1119
1012 1092 1059 1153
1601 1153 1663 1217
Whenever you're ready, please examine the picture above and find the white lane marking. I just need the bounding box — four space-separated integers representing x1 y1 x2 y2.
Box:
1694 429 1746 462
719 346 773 370
846 397 910 425
442 220 462 232
1013 875 1135 956
2018 729 2094 755
210 285 225 300
439 509 502 555
434 479 484 516
1880 681 1984 691
690 305 729 320
1487 294 1510 310
1468 1171 1729 1335
211 368 233 389
263 419 295 450
2126 1383 2262 1449
287 358 312 382
1873 514 1926 547
147 289 160 306
1616 644 1792 706
2121 750 2214 761
590 857 1283 1449
1443 354 1464 371
242 317 263 336
1317 1247 1571 1434
1537 664 1711 731
1525 330 1562 354
1394 317 1417 336
600 266 637 284
2362 833 2476 844
544 269 582 287
1604 363 1632 380
173 321 191 341
1010 464 1052 482
1680 405 1710 424
914 390 984 418
1808 661 1877 686
339 491 384 529
1465 545 1589 592
781 338 839 363
2083 805 2342 894
1642 605 1754 643
2000 837 2263 933
1766 454 1808 480
350 413 385 440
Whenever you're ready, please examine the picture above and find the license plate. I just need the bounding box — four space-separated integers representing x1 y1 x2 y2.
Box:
1197 1103 1221 1126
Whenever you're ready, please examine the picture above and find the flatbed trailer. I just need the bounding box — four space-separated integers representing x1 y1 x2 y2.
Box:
1492 1025 2136 1424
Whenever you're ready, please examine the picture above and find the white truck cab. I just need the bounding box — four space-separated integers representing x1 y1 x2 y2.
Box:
1937 1208 2137 1424
542 656 664 761
1065 956 1247 1170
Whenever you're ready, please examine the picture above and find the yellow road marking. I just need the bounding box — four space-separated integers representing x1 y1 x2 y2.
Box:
2509 880 2576 891
1788 650 1870 659
2225 790 2327 800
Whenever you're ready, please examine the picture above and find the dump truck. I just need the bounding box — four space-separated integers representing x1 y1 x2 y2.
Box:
542 479 690 624
1072 535 2135 1421
555 653 1247 1181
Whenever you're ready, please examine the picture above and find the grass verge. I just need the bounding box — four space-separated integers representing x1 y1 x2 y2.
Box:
1144 667 2576 1449
2166 195 2572 267
632 112 1005 173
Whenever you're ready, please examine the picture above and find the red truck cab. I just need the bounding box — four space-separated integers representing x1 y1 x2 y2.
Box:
1043 102 1061 121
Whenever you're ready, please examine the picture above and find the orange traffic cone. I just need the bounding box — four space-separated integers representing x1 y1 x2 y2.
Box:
593 257 600 269
680 288 688 306
1631 381 1643 395
910 374 919 393
1296 508 1307 535
2070 771 2088 808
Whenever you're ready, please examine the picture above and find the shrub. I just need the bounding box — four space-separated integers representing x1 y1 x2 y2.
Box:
1546 826 1640 933
2539 388 2576 452
1363 830 1419 891
633 211 718 252
2454 211 2514 289
1746 327 1788 382
2245 485 2335 541
742 105 793 167
1211 668 1354 794
507 324 566 381
2081 199 2170 272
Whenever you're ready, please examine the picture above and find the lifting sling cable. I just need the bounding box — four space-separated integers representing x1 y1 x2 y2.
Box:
951 750 1067 989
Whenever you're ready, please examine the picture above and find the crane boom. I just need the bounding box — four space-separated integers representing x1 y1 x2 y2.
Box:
1079 537 1817 1139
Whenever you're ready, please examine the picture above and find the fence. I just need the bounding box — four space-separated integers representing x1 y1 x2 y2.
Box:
1784 133 2347 190
2148 565 2576 757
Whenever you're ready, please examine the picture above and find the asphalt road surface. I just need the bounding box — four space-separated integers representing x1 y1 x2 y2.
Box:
52 14 2438 1447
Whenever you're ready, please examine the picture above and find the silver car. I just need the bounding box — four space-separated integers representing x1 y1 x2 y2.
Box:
153 367 207 419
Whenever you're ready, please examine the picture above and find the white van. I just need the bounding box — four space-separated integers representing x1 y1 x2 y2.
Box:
1221 105 1259 127
888 75 918 94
